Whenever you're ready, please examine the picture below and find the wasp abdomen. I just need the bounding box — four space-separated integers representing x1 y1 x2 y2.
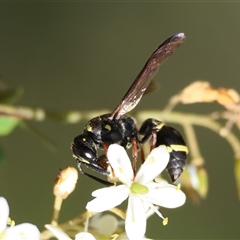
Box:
166 150 187 182
139 118 188 182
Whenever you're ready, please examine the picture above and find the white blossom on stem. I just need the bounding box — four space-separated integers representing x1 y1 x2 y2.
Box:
86 144 186 240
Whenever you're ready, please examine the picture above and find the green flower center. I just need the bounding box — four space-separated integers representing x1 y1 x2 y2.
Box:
130 182 149 194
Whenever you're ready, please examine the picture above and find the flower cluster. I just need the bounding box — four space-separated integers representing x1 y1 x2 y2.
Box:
1 144 186 240
0 197 40 240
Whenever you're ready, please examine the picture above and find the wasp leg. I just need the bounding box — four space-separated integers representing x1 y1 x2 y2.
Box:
102 143 116 178
131 138 139 176
140 147 145 164
76 159 113 186
83 172 114 186
150 131 157 151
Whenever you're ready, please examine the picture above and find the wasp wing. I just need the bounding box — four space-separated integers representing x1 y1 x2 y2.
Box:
111 33 186 120
143 80 159 96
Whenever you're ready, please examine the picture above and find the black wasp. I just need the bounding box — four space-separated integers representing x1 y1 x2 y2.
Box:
71 33 188 185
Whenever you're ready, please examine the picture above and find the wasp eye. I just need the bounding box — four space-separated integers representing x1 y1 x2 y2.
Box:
72 135 97 162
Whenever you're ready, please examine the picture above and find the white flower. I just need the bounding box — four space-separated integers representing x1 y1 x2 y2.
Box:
86 144 186 240
45 224 96 240
0 197 40 240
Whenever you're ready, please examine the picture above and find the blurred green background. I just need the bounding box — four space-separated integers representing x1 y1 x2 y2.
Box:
1 2 240 239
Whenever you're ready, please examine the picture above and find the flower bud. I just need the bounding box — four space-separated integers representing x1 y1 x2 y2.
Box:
53 167 78 199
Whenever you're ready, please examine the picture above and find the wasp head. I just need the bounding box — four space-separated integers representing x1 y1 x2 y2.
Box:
71 134 97 164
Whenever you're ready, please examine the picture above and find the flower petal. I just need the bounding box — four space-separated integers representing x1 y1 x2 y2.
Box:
125 195 146 240
75 232 96 240
91 184 129 198
45 224 71 240
145 183 186 208
118 232 152 240
107 144 133 185
0 197 9 233
86 185 129 212
135 145 170 184
4 223 40 240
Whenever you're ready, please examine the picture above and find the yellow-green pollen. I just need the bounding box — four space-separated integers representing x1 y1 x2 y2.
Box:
130 183 149 194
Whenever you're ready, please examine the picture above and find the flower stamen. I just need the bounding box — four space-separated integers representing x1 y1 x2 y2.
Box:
176 183 181 190
111 234 119 240
7 217 15 227
162 217 168 226
139 196 166 221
